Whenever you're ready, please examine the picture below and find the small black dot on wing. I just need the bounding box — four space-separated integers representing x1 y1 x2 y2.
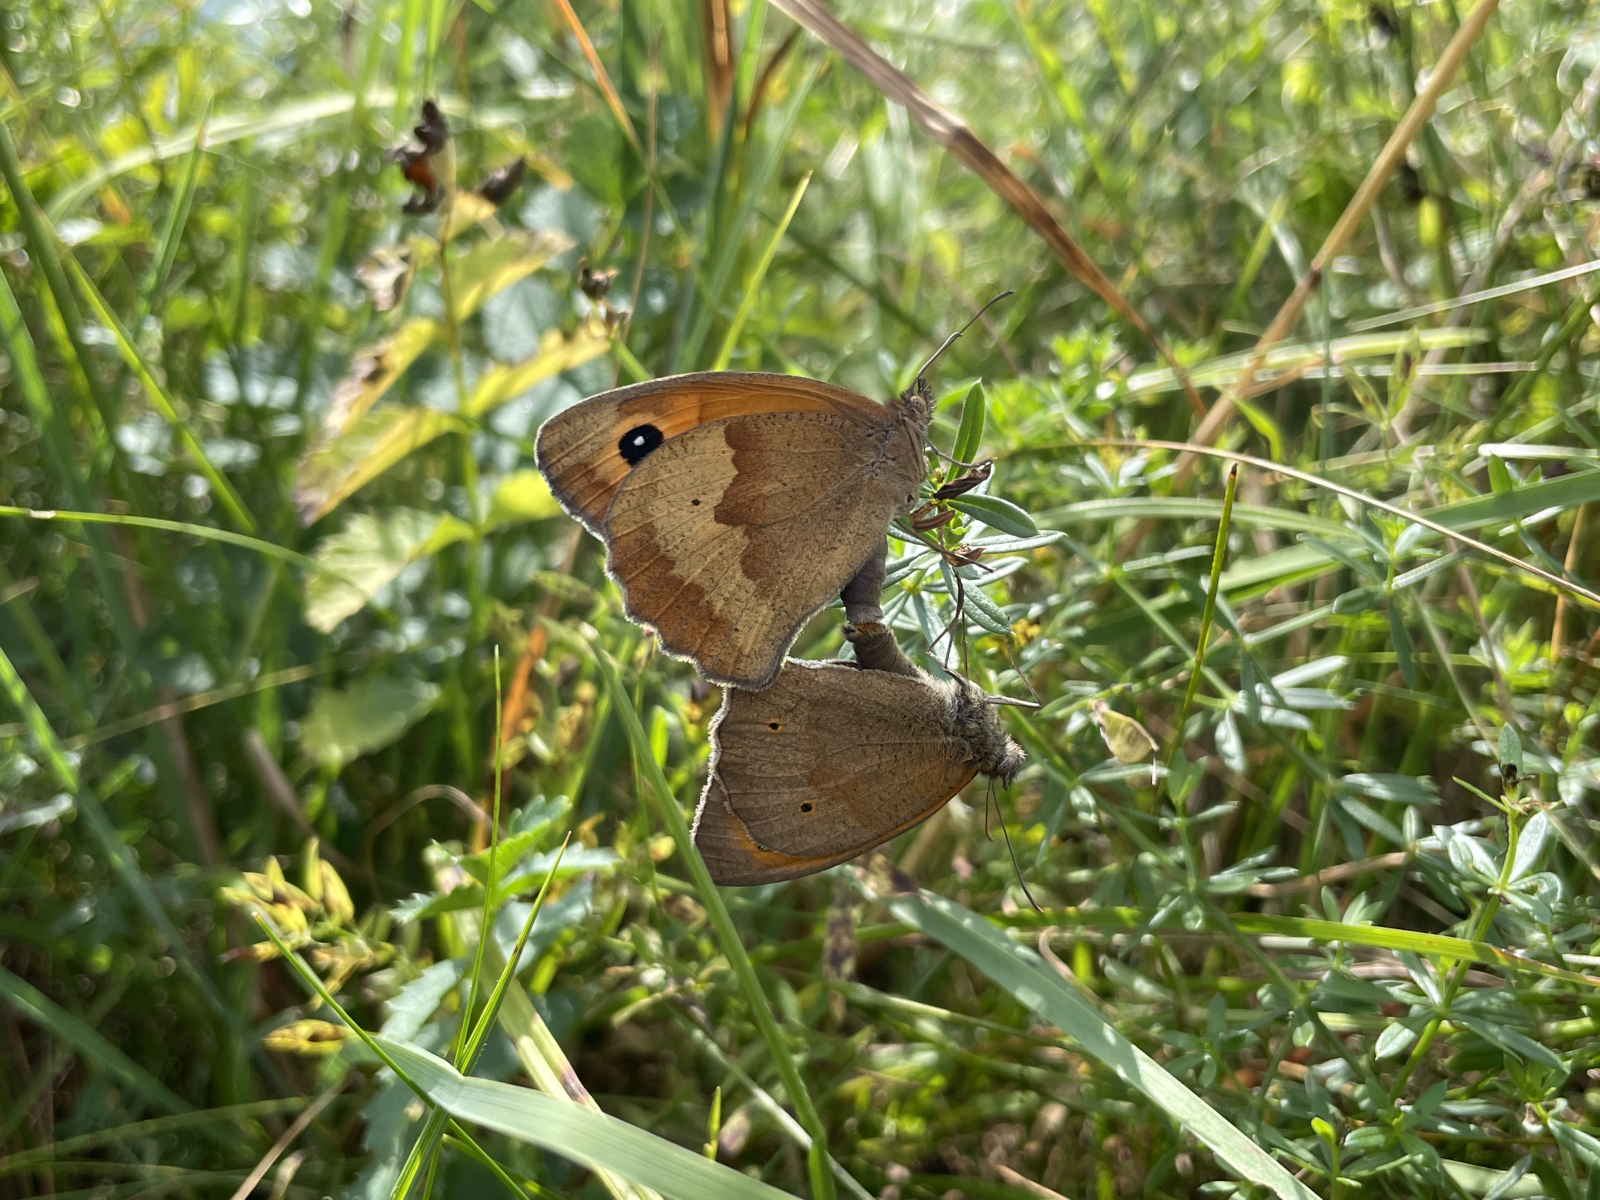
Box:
618 423 664 465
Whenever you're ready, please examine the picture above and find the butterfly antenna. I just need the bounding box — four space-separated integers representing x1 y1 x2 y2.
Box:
927 441 982 469
1003 636 1044 706
985 694 1042 709
913 290 1014 385
993 781 1043 913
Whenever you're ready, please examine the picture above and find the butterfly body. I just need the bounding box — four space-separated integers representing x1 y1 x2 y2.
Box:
692 659 1024 885
536 372 931 688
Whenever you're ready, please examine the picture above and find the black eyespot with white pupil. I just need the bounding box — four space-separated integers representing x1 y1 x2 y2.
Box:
799 802 814 813
618 423 664 465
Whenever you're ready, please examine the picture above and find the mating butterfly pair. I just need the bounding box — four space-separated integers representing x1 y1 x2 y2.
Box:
535 371 1022 884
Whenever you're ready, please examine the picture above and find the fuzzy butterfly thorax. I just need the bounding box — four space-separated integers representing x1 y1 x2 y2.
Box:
691 659 1026 885
535 372 935 688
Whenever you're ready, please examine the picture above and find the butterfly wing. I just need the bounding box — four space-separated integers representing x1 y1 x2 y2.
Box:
601 411 917 687
534 371 885 532
692 662 977 885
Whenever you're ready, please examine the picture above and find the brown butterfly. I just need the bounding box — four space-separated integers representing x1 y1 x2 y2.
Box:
690 657 1025 885
534 371 934 688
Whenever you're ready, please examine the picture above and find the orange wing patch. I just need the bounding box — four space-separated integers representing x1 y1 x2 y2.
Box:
535 372 885 532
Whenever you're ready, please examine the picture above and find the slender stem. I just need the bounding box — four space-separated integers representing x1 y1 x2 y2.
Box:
588 638 837 1200
1389 775 1523 1098
1167 463 1239 767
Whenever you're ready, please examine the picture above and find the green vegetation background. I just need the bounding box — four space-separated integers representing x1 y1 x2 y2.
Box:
1 0 1599 1197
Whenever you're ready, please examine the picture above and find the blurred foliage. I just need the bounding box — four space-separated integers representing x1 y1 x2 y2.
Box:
3 0 1600 1197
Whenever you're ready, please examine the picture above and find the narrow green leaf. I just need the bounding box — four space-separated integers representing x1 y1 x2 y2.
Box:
1388 602 1416 688
1499 723 1524 779
880 888 1319 1200
0 965 190 1116
376 1037 798 1200
951 383 986 466
964 585 1013 636
64 255 257 533
949 494 1038 538
589 643 839 1200
712 171 811 370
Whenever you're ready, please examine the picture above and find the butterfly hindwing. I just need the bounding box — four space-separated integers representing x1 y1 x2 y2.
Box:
692 662 980 884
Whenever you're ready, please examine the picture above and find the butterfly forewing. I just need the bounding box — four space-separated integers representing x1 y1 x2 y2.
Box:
603 415 905 687
535 372 884 531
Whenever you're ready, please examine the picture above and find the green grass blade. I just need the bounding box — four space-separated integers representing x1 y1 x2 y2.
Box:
0 506 355 596
880 886 1320 1200
461 836 570 1066
62 255 257 532
0 639 240 1029
250 915 526 1200
375 1036 800 1200
143 104 209 312
678 57 821 370
1168 463 1238 763
0 965 190 1116
711 170 810 370
590 641 838 1200
0 1100 303 1177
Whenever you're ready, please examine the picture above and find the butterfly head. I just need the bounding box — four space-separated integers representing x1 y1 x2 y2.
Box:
895 374 934 429
893 374 935 478
947 677 1026 787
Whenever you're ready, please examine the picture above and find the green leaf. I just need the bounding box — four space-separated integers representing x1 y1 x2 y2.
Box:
293 404 462 524
394 849 618 920
446 230 573 322
1374 1020 1418 1060
1499 724 1524 780
1340 774 1439 805
461 794 573 883
951 382 986 465
304 508 473 632
878 887 1319 1200
1339 796 1405 845
463 320 614 418
949 494 1038 538
323 318 439 435
1429 468 1600 534
1509 812 1549 882
374 1036 799 1200
1549 1121 1600 1170
485 470 564 530
299 676 440 768
1388 603 1416 689
963 585 1013 636
1040 498 1351 540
